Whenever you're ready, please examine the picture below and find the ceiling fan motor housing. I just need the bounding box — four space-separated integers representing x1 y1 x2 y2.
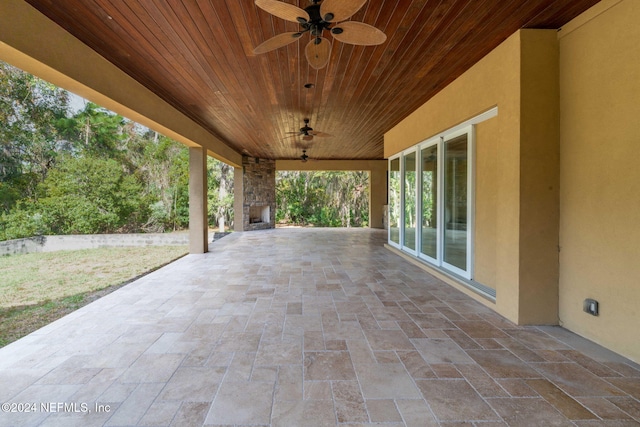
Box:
300 118 313 134
300 4 332 36
307 0 334 21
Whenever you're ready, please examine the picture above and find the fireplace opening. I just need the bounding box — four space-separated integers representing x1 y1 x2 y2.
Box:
249 205 270 224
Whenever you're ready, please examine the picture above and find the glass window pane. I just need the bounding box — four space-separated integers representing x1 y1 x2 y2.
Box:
444 134 468 271
421 145 437 258
389 158 400 244
403 152 417 251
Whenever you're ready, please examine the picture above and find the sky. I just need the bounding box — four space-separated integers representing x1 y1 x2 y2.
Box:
68 91 88 112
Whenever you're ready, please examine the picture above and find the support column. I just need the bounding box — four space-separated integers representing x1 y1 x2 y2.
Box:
189 146 208 254
369 163 388 229
233 166 244 232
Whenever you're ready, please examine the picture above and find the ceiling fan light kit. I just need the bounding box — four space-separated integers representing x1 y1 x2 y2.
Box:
305 36 331 69
253 0 386 70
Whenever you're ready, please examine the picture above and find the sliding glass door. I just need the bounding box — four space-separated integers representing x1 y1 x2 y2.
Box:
421 144 438 261
388 158 401 246
389 126 473 279
442 132 470 276
403 151 417 252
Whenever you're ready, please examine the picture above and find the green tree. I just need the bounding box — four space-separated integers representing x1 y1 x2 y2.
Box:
59 102 127 158
35 155 150 234
320 171 369 227
0 61 70 211
0 207 46 241
135 131 191 232
276 171 369 227
0 61 239 240
208 159 234 231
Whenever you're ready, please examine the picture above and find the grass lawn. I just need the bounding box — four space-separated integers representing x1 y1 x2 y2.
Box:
0 246 187 347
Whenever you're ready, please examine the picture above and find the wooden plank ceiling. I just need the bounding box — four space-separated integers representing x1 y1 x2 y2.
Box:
25 0 600 161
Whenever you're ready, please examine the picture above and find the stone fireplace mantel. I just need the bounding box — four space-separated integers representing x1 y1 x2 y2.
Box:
234 156 276 231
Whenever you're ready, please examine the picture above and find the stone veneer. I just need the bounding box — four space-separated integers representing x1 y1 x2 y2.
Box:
241 155 276 231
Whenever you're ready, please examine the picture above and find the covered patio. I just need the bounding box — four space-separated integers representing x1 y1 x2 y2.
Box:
2 0 639 364
1 228 638 426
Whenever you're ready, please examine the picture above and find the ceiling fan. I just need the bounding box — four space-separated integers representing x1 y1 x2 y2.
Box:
286 118 333 141
299 149 321 162
253 0 387 69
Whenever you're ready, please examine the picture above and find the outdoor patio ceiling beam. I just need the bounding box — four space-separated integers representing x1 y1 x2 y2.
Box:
0 0 241 167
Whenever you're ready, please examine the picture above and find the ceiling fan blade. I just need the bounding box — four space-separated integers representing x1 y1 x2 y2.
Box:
305 37 331 70
255 0 310 24
253 32 303 54
331 21 387 46
320 0 367 23
310 131 333 138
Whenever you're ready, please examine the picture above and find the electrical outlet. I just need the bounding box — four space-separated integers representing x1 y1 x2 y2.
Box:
583 299 599 316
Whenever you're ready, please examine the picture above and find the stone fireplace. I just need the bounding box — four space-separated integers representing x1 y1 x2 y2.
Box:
234 155 276 231
249 205 270 225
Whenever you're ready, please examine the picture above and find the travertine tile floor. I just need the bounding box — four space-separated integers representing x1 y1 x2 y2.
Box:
0 228 638 427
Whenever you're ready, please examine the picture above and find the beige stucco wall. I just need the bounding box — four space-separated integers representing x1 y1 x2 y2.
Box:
518 31 561 325
385 30 561 325
558 0 640 362
473 118 499 290
384 33 521 323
